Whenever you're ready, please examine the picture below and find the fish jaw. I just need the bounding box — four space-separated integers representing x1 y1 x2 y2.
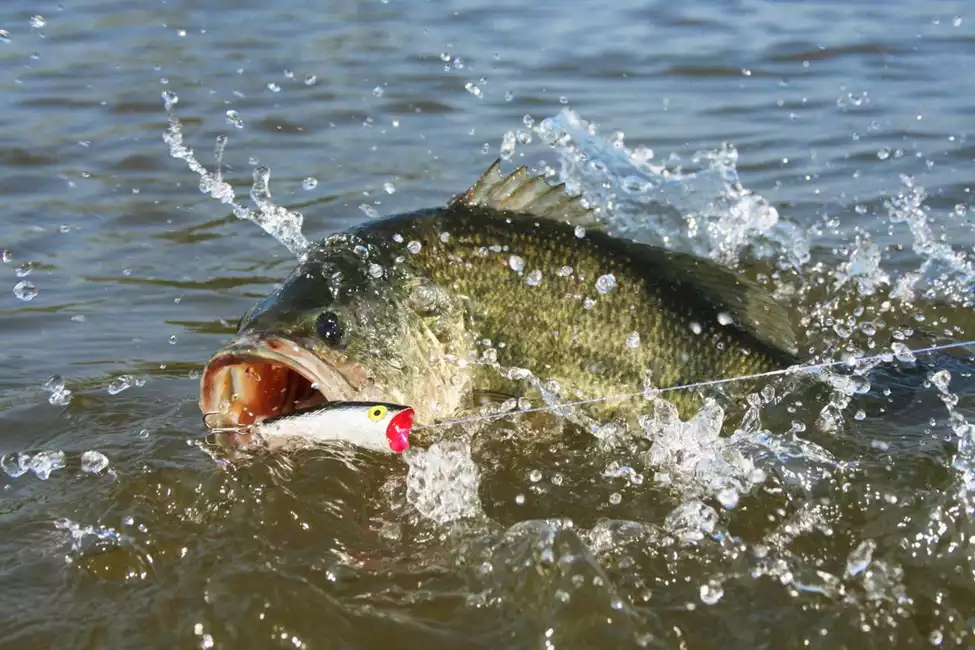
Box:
199 333 372 428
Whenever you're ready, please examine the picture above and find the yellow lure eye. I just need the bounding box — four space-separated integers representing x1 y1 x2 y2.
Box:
368 405 387 422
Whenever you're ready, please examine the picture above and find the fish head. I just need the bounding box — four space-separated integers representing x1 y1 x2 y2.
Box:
200 239 419 430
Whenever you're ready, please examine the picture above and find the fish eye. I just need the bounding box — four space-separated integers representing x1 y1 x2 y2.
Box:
316 311 344 345
368 405 387 422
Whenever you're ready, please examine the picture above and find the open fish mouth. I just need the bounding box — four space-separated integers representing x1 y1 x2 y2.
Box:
199 334 359 429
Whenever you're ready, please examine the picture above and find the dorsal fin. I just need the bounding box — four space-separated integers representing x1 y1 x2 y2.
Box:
449 159 602 229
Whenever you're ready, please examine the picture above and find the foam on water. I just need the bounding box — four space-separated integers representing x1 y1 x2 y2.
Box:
161 92 310 259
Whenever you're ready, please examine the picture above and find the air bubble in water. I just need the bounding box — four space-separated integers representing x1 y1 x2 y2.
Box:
0 30 11 43
303 74 317 85
464 82 483 98
15 263 31 278
574 225 586 238
80 450 110 473
372 86 384 97
29 450 65 480
161 90 178 107
267 82 280 93
30 15 46 29
383 182 395 194
500 131 516 160
407 241 422 254
558 265 573 277
504 90 514 102
626 332 640 348
525 269 542 286
302 177 318 191
508 255 525 272
528 469 543 482
225 110 244 128
595 274 616 293
930 630 943 646
368 263 384 279
1 250 11 263
13 281 36 301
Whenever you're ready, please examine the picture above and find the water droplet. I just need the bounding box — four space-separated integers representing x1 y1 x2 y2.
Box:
583 298 597 310
168 335 177 345
161 90 179 107
551 473 564 486
439 232 450 243
689 321 703 335
574 225 586 239
303 74 317 85
699 580 724 605
383 181 396 194
392 233 404 243
359 204 380 219
595 274 616 294
845 538 876 577
80 450 109 473
28 450 65 480
891 342 916 363
42 375 72 405
283 69 295 79
525 269 542 286
0 30 10 44
504 90 514 102
930 629 944 646
558 265 573 277
609 492 622 505
854 409 866 421
372 86 384 97
107 375 134 395
368 263 384 279
1 250 11 263
717 312 733 326
717 488 739 509
464 82 483 98
138 429 150 439
225 110 244 128
30 15 46 29
302 177 318 191
13 281 36 301
528 469 542 483
514 493 525 505
15 263 31 278
508 255 525 272
626 332 640 349
407 241 422 254
500 131 516 160
559 95 568 104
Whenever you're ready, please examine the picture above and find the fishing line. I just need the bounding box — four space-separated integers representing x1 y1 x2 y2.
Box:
412 339 975 431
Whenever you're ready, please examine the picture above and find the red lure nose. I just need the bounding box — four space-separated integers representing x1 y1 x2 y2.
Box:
385 407 413 453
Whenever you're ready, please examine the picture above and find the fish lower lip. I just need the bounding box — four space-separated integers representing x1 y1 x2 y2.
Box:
199 334 355 428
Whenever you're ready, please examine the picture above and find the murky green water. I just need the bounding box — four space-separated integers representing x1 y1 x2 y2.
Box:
3 1 975 648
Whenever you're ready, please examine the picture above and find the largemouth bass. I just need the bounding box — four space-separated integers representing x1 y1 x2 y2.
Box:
200 161 799 436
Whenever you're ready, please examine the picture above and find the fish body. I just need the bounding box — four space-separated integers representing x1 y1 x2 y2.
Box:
200 161 799 435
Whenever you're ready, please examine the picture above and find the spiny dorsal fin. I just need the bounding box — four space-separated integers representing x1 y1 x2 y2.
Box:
450 159 602 229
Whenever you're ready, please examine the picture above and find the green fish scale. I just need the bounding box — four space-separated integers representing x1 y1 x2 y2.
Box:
366 207 787 419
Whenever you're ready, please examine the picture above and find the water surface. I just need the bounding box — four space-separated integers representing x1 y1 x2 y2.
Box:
2 1 975 648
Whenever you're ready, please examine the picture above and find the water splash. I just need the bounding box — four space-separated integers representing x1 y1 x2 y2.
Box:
404 441 482 524
533 109 810 269
161 91 310 259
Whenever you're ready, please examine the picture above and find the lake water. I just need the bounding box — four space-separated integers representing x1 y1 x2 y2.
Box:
3 0 975 648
